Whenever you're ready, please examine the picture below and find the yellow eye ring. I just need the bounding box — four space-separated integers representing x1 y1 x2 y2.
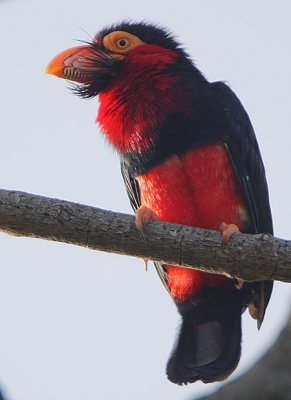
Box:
103 31 145 54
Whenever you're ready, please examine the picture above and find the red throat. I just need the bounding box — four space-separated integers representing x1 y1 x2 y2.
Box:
96 45 189 152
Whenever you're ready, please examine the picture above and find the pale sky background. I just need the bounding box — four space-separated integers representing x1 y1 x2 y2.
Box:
0 1 291 400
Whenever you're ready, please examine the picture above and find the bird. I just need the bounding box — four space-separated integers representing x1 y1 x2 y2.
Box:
46 21 273 385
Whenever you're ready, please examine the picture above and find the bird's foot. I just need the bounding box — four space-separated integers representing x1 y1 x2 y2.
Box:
220 222 240 244
135 204 158 231
135 205 158 271
220 223 244 288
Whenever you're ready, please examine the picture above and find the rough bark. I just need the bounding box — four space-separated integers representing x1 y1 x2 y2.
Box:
196 315 291 400
0 188 290 282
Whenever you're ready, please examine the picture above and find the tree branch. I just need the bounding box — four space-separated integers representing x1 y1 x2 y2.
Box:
0 188 290 282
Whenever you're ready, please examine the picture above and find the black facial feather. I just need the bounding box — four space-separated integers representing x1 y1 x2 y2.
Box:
71 41 123 98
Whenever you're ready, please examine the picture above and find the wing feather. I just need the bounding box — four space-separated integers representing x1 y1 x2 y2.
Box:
212 82 273 326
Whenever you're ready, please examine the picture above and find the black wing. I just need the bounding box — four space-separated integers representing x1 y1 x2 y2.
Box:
212 81 273 327
120 159 141 213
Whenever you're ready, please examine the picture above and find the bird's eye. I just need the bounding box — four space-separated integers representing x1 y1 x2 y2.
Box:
117 38 129 48
103 31 144 54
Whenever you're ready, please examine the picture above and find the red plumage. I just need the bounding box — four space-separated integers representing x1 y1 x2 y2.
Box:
97 45 190 152
137 145 247 300
97 49 246 301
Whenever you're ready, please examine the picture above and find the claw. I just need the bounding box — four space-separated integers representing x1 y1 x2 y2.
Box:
220 223 244 288
235 278 244 289
135 205 158 270
220 222 240 244
135 204 158 231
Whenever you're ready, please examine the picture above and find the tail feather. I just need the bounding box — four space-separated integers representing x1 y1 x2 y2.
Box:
166 287 243 384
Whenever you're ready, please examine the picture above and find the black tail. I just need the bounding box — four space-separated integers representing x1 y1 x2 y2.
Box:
166 287 244 384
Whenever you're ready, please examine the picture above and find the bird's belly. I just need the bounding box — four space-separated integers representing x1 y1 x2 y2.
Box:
137 144 249 300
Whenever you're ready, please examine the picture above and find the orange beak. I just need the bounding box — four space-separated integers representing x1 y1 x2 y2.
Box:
46 45 99 84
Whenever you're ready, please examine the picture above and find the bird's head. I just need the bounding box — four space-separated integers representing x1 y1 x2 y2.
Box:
46 22 206 152
46 22 198 98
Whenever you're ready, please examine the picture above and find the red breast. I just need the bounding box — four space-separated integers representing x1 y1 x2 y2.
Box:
137 144 249 300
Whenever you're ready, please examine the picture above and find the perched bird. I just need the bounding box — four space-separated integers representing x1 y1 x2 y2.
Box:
46 22 273 385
